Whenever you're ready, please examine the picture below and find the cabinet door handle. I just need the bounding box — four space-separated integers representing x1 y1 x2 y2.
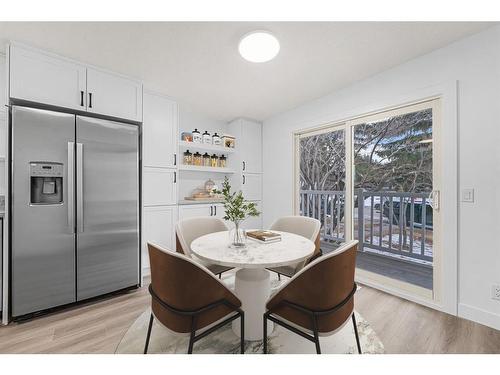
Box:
242 161 246 171
173 171 177 183
174 153 177 166
210 206 213 216
88 92 93 108
80 91 84 107
243 175 246 185
214 205 217 216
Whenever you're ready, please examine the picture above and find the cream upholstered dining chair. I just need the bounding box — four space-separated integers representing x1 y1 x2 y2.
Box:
267 216 321 279
263 240 360 354
144 243 244 354
176 217 234 278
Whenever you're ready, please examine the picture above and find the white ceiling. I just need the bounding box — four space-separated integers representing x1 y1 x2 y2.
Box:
0 22 494 121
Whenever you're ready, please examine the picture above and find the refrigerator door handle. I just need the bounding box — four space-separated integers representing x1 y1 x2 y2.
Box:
68 142 75 233
77 143 84 233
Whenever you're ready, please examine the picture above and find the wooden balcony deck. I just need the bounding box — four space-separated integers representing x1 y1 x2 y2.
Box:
321 241 433 290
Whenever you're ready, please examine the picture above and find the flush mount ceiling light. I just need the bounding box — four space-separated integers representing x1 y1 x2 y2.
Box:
238 31 280 63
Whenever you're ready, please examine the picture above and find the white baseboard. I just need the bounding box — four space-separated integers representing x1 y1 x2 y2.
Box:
458 303 500 331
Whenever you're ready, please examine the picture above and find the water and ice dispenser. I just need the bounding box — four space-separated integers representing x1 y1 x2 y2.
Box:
30 162 64 205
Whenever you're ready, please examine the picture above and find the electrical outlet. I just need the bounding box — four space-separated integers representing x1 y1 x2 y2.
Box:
492 285 500 301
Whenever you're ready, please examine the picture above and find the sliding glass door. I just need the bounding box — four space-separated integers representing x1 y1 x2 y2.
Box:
295 99 441 301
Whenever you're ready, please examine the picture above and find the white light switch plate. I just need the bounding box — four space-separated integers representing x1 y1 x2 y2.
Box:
461 188 474 203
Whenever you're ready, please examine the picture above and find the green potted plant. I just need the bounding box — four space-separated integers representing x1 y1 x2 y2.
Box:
214 177 260 248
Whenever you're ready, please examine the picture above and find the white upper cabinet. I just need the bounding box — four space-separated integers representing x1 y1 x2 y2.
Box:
143 167 177 206
86 67 143 122
241 173 262 201
143 92 178 168
9 44 86 111
8 43 143 122
240 119 262 174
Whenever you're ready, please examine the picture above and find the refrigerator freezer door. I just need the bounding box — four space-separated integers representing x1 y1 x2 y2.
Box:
76 116 139 300
12 106 76 316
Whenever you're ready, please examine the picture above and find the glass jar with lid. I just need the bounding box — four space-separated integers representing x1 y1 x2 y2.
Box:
202 131 211 144
183 150 193 165
202 152 211 167
210 154 218 167
192 129 202 143
193 152 202 166
212 132 221 146
219 154 227 168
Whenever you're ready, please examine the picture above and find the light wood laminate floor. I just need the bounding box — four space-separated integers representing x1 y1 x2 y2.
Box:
0 281 499 354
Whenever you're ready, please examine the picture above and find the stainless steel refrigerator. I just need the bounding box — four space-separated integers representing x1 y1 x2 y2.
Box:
11 106 140 317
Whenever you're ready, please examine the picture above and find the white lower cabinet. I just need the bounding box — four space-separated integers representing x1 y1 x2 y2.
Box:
142 206 177 273
178 204 222 220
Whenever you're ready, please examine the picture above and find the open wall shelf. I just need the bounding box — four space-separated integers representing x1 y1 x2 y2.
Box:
178 165 236 174
178 140 236 154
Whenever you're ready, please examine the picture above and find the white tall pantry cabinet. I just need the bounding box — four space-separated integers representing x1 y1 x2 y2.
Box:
228 118 263 230
142 91 179 276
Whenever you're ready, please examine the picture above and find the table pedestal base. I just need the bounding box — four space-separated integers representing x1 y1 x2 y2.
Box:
232 268 274 341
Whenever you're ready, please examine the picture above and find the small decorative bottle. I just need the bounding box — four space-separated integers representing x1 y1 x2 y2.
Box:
202 131 211 144
193 152 202 166
212 132 222 146
210 154 218 167
202 152 211 167
183 150 193 165
219 154 227 168
192 129 202 143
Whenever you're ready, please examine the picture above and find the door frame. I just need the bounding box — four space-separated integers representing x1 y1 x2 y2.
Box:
292 81 458 316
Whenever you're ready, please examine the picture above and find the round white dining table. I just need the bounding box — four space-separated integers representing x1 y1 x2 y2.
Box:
190 230 315 341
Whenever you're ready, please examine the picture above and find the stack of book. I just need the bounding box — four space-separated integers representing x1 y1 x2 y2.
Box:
247 230 282 244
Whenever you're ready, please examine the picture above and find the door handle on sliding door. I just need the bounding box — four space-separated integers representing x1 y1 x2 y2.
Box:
77 143 84 233
68 142 75 233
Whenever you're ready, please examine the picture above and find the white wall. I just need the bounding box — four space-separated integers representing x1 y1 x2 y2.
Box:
263 26 500 329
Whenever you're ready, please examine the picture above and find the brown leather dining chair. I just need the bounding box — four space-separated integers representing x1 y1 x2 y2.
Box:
263 240 361 354
176 217 234 278
267 216 322 279
144 242 245 354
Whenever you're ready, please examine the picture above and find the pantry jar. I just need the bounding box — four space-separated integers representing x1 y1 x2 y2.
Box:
183 150 193 165
193 152 202 166
210 154 218 167
219 154 227 168
202 131 211 144
192 129 202 143
212 132 221 146
202 152 211 167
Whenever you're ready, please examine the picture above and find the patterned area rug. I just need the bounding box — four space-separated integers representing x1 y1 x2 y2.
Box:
115 271 384 354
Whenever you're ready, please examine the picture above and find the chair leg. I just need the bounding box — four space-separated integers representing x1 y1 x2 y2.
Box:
219 273 222 279
277 273 281 281
240 312 245 354
311 315 321 354
352 313 362 354
143 313 154 354
188 316 197 354
263 313 268 354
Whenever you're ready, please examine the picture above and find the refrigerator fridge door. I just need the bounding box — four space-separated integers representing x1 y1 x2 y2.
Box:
12 106 76 316
76 116 139 300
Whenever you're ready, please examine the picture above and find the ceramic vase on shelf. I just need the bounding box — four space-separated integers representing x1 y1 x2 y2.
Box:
229 221 247 249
